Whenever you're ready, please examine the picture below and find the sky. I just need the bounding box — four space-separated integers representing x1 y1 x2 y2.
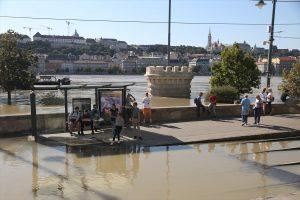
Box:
0 0 300 49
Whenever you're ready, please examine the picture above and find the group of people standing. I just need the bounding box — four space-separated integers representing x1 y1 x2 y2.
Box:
68 92 153 144
109 92 153 143
194 87 274 126
241 87 274 126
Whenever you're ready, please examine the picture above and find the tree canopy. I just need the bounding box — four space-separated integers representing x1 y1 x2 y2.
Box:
0 30 37 104
279 63 300 98
210 44 261 94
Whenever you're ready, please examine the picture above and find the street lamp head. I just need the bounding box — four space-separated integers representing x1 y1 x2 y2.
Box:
256 0 266 9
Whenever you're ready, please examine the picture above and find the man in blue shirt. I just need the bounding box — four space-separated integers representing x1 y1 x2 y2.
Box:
241 95 251 126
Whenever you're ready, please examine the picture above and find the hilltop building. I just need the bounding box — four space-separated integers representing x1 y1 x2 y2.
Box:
235 41 251 52
206 29 225 54
96 38 128 50
33 30 86 47
189 55 211 75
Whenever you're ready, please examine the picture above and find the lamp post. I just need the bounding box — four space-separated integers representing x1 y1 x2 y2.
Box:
256 0 277 88
167 0 171 65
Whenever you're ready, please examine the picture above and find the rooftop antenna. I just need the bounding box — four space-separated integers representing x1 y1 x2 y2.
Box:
23 26 33 39
45 26 53 35
65 21 75 36
41 25 53 35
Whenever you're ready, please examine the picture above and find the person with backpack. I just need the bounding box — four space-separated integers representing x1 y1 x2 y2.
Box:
194 92 206 118
267 88 274 115
89 104 99 134
253 95 263 125
125 91 135 128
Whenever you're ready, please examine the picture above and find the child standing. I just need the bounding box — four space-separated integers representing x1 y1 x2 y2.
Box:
113 112 124 143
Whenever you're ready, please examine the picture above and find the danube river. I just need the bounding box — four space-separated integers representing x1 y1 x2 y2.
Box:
0 75 283 115
0 137 299 200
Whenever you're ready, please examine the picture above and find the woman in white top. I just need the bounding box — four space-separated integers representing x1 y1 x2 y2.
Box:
259 88 267 115
253 95 263 125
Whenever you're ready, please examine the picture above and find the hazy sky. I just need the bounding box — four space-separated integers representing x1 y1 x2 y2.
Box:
0 0 300 49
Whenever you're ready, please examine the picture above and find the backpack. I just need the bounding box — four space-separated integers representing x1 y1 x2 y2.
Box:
271 96 275 102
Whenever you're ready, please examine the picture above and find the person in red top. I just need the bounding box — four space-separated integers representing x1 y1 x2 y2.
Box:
208 94 217 118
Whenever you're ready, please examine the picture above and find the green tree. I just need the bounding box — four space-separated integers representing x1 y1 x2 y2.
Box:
95 67 104 74
83 67 92 73
210 44 260 94
0 30 37 104
279 63 300 98
108 66 121 74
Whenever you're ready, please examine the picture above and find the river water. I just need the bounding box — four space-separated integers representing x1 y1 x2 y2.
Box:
0 137 299 200
0 75 283 115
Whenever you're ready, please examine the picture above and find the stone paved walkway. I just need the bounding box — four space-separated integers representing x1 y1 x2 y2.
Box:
39 114 300 147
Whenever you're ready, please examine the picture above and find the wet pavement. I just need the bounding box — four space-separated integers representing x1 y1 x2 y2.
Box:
0 136 300 200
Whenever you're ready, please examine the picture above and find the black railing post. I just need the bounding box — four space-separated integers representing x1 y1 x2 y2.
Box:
64 89 68 131
30 91 37 140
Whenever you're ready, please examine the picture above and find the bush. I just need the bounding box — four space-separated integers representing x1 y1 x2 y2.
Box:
40 92 64 105
205 86 239 104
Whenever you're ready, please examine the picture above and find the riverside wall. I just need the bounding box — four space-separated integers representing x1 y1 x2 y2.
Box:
0 103 299 136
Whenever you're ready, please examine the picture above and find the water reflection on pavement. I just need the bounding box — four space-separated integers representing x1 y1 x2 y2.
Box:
0 137 299 200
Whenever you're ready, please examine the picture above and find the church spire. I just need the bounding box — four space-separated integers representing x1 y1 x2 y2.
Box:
207 28 212 50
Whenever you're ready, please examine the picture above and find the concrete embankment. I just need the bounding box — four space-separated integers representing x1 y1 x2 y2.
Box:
0 103 299 137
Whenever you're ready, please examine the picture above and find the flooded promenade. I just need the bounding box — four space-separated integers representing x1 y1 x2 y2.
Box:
0 75 283 115
0 136 299 200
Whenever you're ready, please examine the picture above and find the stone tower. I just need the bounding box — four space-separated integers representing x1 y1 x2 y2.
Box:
145 66 194 98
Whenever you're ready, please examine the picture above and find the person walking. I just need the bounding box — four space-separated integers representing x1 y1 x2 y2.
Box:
241 95 251 126
194 92 205 118
208 94 217 118
259 88 267 115
142 92 152 124
253 95 263 125
112 112 124 143
125 91 135 128
267 88 274 115
110 104 118 137
89 104 99 134
132 102 142 140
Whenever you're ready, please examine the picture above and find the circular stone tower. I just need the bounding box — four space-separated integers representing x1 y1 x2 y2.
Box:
144 66 194 98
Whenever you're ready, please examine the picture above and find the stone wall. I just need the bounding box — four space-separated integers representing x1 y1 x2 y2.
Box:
0 103 299 136
0 113 65 137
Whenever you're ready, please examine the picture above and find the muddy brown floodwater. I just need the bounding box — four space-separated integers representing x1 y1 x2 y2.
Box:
0 137 299 200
